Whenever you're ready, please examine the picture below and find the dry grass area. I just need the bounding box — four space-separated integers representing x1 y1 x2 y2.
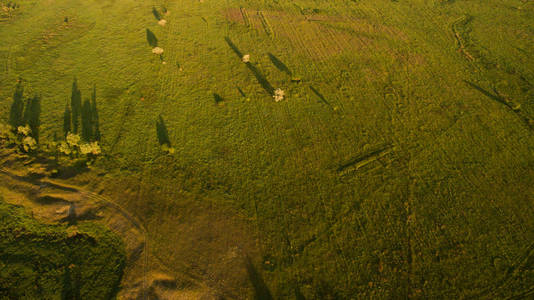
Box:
225 7 409 60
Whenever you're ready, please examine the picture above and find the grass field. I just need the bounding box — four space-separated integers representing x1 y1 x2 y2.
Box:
1 0 534 298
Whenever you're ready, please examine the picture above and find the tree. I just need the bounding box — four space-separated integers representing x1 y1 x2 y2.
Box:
70 78 82 134
63 101 71 137
9 81 24 128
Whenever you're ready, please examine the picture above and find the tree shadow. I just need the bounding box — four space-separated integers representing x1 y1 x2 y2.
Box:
63 101 71 138
244 256 273 300
464 80 507 105
71 78 82 134
54 159 90 180
237 86 246 98
9 80 24 128
29 95 41 143
21 94 41 142
464 80 533 129
146 28 158 48
224 37 274 96
224 36 243 58
81 98 93 142
246 63 275 96
152 7 161 21
156 115 171 146
213 93 224 105
268 53 292 76
309 86 332 109
91 84 101 141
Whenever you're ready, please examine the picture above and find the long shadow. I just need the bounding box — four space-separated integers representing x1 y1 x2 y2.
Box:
464 80 509 107
237 86 246 98
246 63 275 96
146 28 158 47
152 7 161 21
9 81 24 128
30 95 41 143
22 95 41 142
464 80 533 129
81 98 93 142
309 86 332 109
156 115 171 146
71 78 82 134
244 256 273 300
268 53 292 76
224 36 243 58
91 84 101 141
224 37 274 96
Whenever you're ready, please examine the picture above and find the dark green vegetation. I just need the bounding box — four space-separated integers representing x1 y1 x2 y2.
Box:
0 198 125 299
64 79 100 141
8 81 40 141
0 0 533 298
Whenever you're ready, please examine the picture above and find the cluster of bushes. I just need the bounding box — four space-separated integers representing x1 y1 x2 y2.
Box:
1 1 19 10
0 1 19 19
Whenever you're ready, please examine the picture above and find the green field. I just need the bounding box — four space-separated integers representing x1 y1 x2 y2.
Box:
1 0 534 298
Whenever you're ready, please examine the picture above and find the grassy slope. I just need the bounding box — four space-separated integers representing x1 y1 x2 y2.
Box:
1 0 533 298
0 197 125 299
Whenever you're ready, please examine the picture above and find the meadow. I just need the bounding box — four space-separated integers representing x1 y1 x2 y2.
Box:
1 0 533 298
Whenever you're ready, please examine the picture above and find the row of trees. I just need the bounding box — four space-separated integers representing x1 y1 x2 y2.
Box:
8 81 41 142
63 79 101 142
